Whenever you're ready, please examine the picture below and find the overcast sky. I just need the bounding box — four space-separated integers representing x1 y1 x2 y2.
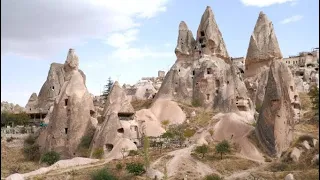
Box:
1 0 319 106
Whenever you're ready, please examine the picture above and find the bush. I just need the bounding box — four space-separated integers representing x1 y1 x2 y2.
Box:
41 151 60 165
125 162 145 176
195 144 209 158
204 174 223 180
91 167 117 180
79 134 94 149
92 148 104 159
24 134 37 145
128 150 139 156
116 163 123 171
192 99 201 107
23 144 40 161
215 140 231 159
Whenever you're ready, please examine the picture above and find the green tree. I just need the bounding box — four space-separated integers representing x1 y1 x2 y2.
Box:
195 144 209 158
308 85 319 114
103 77 114 100
215 140 231 159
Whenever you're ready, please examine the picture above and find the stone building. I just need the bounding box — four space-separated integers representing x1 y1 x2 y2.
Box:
283 49 319 68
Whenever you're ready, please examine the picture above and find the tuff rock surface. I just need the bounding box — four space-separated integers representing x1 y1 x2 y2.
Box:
37 49 96 158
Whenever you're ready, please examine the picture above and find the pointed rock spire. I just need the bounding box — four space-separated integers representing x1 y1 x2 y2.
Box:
196 6 229 60
175 21 196 59
245 12 282 67
64 48 79 71
256 60 296 156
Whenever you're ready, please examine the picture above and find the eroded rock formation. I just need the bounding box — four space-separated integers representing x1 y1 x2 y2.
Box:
244 12 283 107
256 60 299 156
155 6 252 114
37 49 97 158
90 81 139 159
245 11 282 78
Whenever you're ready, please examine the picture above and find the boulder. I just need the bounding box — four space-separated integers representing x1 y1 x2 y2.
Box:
302 140 311 150
285 173 295 180
290 147 301 162
5 173 24 180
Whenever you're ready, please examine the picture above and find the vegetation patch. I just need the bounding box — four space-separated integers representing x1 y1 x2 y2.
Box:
41 151 60 165
91 167 117 180
92 148 104 159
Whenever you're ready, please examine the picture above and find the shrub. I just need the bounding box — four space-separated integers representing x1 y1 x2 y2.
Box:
125 162 145 176
183 128 196 139
128 150 139 156
116 163 123 171
24 134 37 145
23 144 40 161
91 167 117 180
215 140 231 159
308 85 319 113
192 99 201 107
204 174 223 180
92 148 104 159
41 151 60 165
79 134 94 149
195 144 209 158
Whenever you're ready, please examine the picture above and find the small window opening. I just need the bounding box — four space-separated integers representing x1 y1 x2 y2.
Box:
192 70 195 75
65 99 68 106
30 108 31 111
90 110 95 117
199 38 204 44
201 44 206 48
216 90 219 94
117 128 124 133
227 81 229 84
105 144 114 152
206 94 210 100
65 128 68 134
290 86 293 92
215 79 220 87
178 69 180 72
294 95 298 101
200 31 205 36
73 153 76 155
52 86 55 90
207 68 213 74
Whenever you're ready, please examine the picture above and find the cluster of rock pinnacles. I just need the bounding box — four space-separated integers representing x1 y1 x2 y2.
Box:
32 6 299 160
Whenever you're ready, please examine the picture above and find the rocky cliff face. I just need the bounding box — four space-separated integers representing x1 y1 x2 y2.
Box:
38 49 97 158
256 60 299 157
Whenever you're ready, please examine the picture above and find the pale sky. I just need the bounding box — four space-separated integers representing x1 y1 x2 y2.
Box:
1 0 319 106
